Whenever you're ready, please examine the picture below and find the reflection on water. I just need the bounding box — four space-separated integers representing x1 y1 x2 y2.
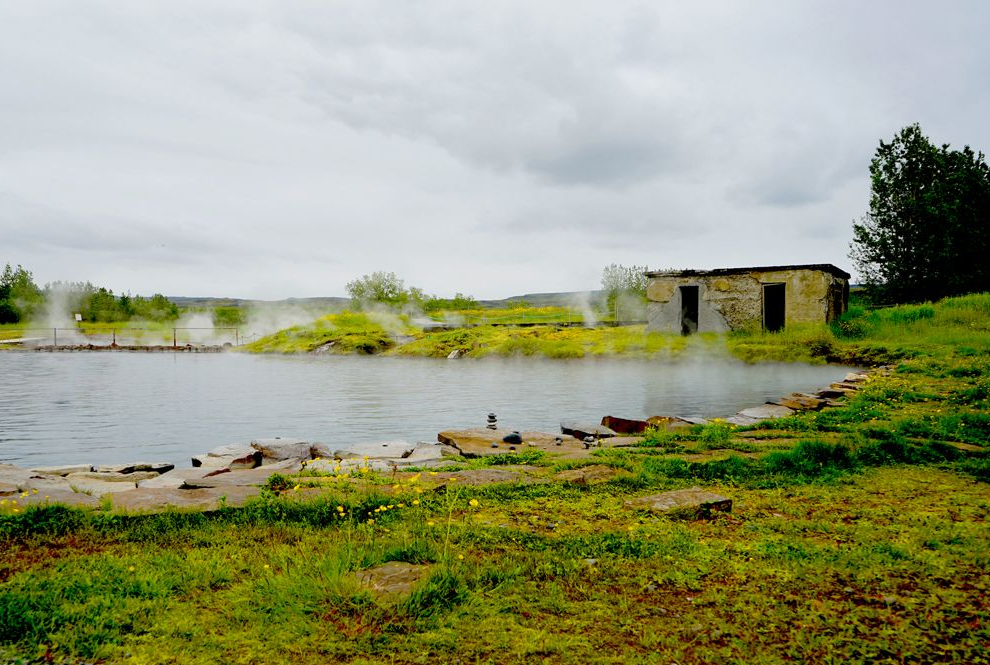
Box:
0 353 855 467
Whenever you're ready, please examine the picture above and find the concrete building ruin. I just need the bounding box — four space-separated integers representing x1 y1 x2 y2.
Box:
645 264 849 334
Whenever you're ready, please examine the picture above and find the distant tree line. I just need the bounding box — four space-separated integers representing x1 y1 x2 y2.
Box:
0 263 179 324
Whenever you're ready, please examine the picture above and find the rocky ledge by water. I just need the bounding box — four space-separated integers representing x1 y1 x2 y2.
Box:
0 370 879 515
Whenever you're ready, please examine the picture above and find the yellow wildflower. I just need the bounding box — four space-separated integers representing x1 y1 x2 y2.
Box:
469 499 479 508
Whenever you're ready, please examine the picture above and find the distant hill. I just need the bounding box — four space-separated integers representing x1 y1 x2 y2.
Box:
168 291 603 310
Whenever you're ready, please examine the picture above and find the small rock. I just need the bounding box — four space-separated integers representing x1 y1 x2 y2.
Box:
625 487 732 518
309 442 334 459
502 432 523 445
29 464 93 476
446 349 463 359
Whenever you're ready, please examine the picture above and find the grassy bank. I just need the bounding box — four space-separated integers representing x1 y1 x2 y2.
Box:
2 295 989 662
241 294 990 365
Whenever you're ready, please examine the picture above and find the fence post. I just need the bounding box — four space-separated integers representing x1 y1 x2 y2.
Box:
173 328 177 349
53 328 57 346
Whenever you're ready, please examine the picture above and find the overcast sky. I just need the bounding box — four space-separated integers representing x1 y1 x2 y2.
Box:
1 1 988 300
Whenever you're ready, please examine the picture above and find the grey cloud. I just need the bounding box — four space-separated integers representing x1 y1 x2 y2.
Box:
0 1 988 299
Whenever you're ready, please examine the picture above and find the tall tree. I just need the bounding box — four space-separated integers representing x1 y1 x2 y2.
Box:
345 271 408 307
850 124 990 303
0 263 43 322
600 263 649 310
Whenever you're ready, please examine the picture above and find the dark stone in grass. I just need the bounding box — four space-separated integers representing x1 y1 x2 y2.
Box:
625 487 732 519
502 432 523 444
355 562 431 601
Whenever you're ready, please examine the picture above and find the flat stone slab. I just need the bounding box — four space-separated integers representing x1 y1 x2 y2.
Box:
775 393 827 411
180 464 302 489
625 487 732 518
331 440 417 460
560 421 617 439
429 468 548 487
355 562 431 600
108 485 261 513
0 464 36 489
137 467 214 489
737 404 795 420
555 464 631 485
66 471 161 483
94 462 174 475
192 446 262 469
647 415 698 431
5 489 101 509
725 415 761 426
29 464 93 476
438 428 582 458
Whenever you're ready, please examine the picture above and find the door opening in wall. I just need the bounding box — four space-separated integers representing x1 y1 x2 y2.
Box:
763 283 785 332
679 285 699 335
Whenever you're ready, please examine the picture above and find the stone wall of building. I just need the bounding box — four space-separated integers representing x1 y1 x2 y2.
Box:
645 266 848 333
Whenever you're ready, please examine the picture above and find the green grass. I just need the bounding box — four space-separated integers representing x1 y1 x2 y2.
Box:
241 311 407 354
4 293 990 662
1 462 987 664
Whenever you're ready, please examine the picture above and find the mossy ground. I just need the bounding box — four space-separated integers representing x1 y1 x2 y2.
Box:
2 295 989 663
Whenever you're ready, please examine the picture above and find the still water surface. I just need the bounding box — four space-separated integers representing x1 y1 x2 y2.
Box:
0 353 855 467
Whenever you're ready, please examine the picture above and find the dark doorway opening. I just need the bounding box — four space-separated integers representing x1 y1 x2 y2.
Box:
763 283 785 332
679 285 699 335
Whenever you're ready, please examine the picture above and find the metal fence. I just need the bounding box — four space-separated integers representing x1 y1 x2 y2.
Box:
0 327 241 348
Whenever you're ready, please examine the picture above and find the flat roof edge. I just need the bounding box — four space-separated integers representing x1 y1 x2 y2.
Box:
644 264 851 280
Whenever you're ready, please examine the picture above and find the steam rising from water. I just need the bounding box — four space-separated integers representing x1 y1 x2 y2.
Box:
569 291 599 327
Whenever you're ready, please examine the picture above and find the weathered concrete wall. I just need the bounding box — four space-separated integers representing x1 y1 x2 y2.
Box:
646 267 847 333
